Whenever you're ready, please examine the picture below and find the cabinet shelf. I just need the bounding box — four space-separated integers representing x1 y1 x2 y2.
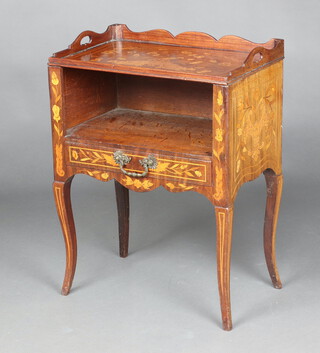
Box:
66 108 212 157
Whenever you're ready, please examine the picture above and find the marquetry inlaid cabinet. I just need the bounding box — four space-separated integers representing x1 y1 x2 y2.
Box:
48 24 284 330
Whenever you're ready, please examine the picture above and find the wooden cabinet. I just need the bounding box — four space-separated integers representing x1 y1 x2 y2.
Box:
48 24 284 330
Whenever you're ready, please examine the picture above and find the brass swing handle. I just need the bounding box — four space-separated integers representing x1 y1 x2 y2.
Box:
113 151 158 178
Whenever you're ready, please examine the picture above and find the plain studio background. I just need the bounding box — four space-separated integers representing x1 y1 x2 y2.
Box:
1 0 320 352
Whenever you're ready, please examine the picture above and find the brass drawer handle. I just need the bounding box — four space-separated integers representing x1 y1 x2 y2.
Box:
113 151 158 178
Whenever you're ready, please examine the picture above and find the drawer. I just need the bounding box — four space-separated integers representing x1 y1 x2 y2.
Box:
67 145 211 185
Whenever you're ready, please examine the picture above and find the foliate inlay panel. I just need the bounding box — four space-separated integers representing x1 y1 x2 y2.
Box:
213 86 227 203
50 69 65 177
229 61 283 199
68 146 208 183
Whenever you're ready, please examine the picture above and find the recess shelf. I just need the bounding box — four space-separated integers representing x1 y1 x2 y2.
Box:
66 108 212 157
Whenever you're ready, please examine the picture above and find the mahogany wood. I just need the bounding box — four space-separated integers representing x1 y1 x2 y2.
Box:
49 24 284 85
117 75 212 118
115 180 130 258
65 108 212 156
215 205 234 331
53 178 77 296
263 169 283 289
48 25 284 330
63 69 117 130
53 24 277 58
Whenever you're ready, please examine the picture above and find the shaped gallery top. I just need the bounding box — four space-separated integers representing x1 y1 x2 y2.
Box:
48 24 284 85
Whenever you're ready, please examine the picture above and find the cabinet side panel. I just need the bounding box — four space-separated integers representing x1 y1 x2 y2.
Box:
229 61 283 200
63 69 117 130
118 75 212 119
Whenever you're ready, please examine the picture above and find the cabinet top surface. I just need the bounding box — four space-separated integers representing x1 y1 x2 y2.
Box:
49 24 284 84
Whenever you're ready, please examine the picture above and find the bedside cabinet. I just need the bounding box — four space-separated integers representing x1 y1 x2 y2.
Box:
48 24 284 330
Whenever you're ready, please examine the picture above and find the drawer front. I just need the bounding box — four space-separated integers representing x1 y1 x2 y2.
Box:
67 145 211 185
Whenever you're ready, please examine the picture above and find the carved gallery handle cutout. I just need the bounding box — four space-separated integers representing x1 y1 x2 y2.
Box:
80 35 92 45
113 150 158 178
253 52 263 63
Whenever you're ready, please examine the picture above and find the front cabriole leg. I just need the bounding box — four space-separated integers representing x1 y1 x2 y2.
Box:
53 177 77 295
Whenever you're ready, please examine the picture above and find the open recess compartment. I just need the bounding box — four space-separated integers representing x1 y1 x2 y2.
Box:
63 68 213 158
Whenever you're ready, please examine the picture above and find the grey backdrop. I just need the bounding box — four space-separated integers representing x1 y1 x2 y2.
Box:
1 0 320 352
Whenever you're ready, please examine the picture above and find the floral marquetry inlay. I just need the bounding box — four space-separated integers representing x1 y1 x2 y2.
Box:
85 170 110 181
50 69 65 177
122 176 154 190
230 61 283 198
153 161 203 179
166 182 193 191
213 88 225 201
68 146 207 183
235 86 276 163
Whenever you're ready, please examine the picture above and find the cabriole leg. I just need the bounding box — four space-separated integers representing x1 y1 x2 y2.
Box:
53 177 77 295
215 205 234 331
263 170 283 289
115 180 130 258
